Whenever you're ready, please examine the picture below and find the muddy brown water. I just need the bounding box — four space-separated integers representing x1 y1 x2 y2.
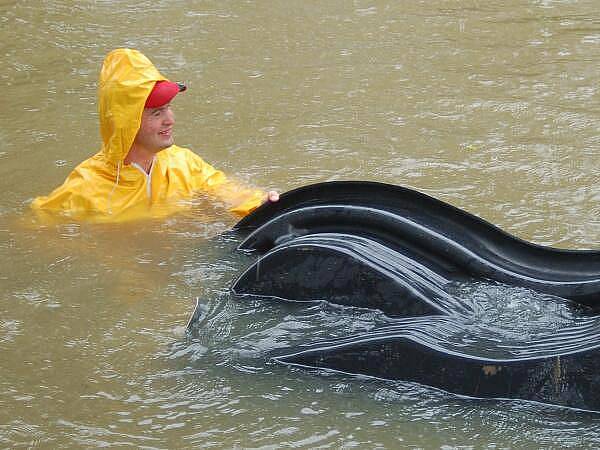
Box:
1 1 599 447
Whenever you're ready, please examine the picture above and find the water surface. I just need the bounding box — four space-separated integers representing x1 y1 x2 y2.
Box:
1 0 600 447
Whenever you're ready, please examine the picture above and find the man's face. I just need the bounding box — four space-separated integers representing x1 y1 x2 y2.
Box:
133 104 175 153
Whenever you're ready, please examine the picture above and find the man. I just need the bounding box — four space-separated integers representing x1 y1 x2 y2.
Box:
32 48 278 222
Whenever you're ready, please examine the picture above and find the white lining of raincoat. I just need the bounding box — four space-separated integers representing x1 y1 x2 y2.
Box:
131 156 156 198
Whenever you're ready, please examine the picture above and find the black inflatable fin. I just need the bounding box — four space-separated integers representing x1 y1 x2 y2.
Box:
232 233 464 317
227 181 600 411
234 182 600 306
274 326 600 412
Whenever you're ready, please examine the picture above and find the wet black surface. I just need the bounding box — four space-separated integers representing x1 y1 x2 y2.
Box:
275 335 600 412
227 182 600 411
235 182 600 304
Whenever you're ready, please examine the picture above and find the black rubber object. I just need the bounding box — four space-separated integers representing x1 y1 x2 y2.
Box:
232 234 453 317
234 181 600 306
274 327 600 412
226 181 600 411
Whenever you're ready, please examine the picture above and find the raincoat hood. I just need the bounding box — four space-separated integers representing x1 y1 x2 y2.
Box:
99 48 167 165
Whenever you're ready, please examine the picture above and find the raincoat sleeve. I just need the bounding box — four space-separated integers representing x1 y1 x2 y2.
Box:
31 164 99 215
184 149 265 217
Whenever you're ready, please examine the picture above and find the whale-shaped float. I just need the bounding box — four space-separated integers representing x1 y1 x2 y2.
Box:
234 181 600 306
272 319 600 412
225 181 600 411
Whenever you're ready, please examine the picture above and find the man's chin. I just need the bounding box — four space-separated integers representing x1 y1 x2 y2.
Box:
157 140 174 151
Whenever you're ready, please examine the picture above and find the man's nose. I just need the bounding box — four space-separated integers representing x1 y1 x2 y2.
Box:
163 108 175 125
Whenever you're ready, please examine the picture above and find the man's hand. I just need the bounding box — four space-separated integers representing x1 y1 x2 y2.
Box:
266 190 280 203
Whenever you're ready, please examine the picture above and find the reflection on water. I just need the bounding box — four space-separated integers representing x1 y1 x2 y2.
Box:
2 0 600 447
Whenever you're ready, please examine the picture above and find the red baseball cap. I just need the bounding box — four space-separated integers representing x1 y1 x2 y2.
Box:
144 80 187 108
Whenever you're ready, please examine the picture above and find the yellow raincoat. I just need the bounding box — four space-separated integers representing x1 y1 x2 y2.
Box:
31 48 265 223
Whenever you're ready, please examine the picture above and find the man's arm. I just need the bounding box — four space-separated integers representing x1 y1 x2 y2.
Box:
183 148 278 217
